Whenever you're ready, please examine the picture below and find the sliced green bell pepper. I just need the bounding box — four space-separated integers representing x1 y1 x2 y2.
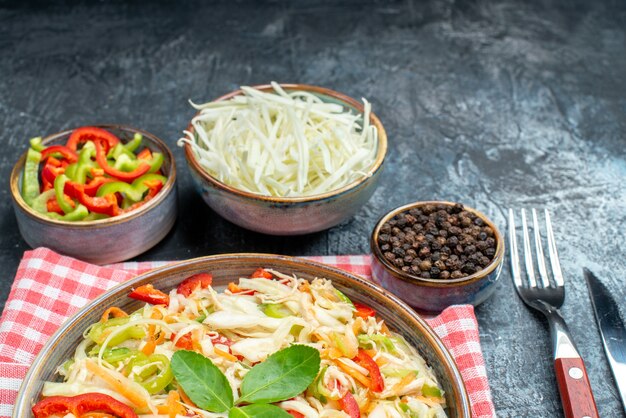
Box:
88 316 146 346
128 353 174 394
96 173 167 202
29 137 45 152
113 152 164 174
54 175 74 214
262 303 291 318
31 190 56 214
421 383 442 398
124 133 143 152
22 148 42 205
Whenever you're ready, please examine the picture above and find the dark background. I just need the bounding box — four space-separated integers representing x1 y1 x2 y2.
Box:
1 0 625 416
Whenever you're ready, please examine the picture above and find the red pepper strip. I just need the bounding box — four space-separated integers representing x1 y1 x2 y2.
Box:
46 156 62 167
251 268 273 279
129 284 170 306
288 411 305 418
173 332 194 350
211 334 234 347
95 139 150 183
40 145 78 163
47 195 75 215
46 198 64 215
354 349 385 392
64 181 119 216
353 303 376 319
83 176 117 196
41 163 65 185
137 148 152 160
338 392 360 418
67 126 120 152
41 177 53 192
32 393 137 418
177 273 213 297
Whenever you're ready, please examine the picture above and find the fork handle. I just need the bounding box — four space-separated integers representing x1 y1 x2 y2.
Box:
555 357 599 418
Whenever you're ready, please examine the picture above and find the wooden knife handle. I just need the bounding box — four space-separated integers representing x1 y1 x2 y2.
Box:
554 357 599 418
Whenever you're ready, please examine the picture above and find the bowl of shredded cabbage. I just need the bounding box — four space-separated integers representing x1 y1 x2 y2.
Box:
178 83 387 235
14 254 471 418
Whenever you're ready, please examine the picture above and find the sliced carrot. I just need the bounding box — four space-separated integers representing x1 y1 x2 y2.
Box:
168 390 185 418
228 282 242 293
85 359 149 409
411 395 446 407
392 372 416 393
100 307 128 322
178 387 197 408
334 360 371 389
214 347 238 362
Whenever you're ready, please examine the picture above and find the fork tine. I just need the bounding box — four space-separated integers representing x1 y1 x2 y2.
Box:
508 209 523 288
545 209 564 287
532 209 551 287
521 209 538 287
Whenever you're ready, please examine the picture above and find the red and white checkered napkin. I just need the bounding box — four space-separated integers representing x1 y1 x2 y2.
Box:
0 248 495 418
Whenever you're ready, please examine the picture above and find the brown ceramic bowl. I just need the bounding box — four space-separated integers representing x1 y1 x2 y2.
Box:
371 201 505 313
9 125 177 264
182 84 388 235
12 254 470 418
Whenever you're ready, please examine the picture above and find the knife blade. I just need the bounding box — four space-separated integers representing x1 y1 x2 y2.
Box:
584 267 626 413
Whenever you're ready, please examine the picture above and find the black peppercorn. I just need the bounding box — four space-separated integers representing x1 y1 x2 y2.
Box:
377 203 497 281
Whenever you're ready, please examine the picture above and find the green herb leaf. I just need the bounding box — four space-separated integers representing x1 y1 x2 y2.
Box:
171 350 234 412
238 345 321 404
229 404 293 418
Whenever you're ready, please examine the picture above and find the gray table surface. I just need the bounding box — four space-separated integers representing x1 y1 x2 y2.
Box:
1 1 625 416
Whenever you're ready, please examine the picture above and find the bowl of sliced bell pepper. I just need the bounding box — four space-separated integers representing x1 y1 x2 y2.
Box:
10 125 177 264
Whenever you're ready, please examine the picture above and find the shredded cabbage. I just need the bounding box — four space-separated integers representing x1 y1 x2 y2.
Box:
178 82 379 197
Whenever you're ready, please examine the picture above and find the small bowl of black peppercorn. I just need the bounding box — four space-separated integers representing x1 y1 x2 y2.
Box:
370 201 504 313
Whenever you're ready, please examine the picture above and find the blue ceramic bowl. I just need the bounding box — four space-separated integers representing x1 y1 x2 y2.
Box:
182 84 387 236
370 201 504 313
10 125 177 264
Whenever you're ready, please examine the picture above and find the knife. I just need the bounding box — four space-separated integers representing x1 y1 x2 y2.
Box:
584 267 626 413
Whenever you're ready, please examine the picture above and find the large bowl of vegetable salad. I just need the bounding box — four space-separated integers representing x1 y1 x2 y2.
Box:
9 125 177 264
14 254 471 418
179 83 387 235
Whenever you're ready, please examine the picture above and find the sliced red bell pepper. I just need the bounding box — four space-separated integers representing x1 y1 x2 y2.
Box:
46 198 64 215
32 393 137 418
177 273 213 297
354 349 384 392
137 148 152 160
173 332 194 350
129 284 170 306
64 181 119 216
338 391 360 418
211 334 234 347
353 303 376 319
251 268 273 279
40 145 78 164
95 139 150 183
46 156 62 167
67 126 120 152
288 410 305 418
41 163 65 185
83 176 117 196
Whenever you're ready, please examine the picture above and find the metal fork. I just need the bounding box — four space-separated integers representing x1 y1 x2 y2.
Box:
508 209 599 418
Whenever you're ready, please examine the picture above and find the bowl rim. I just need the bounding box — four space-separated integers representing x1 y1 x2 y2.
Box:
182 83 388 203
13 253 471 418
9 124 177 229
371 201 505 287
